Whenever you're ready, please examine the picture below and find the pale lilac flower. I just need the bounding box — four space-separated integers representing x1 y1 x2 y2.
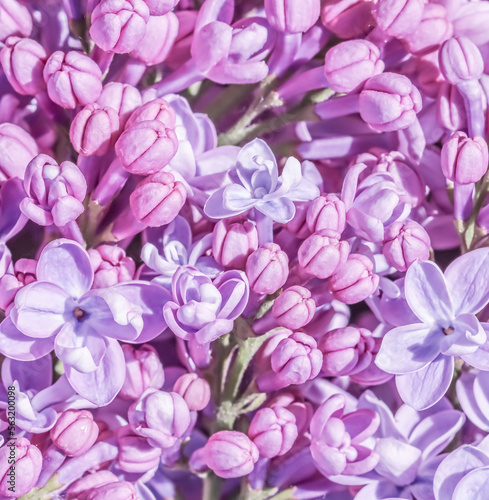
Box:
376 248 489 410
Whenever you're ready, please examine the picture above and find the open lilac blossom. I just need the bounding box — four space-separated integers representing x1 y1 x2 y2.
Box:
376 248 489 410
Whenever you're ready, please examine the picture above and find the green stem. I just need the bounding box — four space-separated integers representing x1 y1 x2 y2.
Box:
203 473 223 500
19 474 62 500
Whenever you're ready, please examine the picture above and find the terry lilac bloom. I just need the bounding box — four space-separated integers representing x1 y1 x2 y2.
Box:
376 248 489 410
205 138 320 223
0 239 169 406
163 265 249 344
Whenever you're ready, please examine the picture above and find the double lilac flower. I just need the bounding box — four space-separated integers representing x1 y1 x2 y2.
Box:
376 248 489 410
0 239 169 405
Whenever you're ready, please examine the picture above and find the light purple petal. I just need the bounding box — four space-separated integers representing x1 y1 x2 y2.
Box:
453 466 489 500
461 336 489 370
445 247 489 315
11 281 72 338
1 356 52 393
396 354 454 410
204 187 247 219
64 338 125 406
0 318 55 361
375 324 441 374
36 239 94 299
456 371 489 432
256 197 295 223
405 260 453 324
236 138 276 191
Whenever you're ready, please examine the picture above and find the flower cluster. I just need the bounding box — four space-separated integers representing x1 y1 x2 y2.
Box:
0 0 489 498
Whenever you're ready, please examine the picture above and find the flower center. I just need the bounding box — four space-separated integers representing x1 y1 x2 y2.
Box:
443 326 455 336
73 307 86 321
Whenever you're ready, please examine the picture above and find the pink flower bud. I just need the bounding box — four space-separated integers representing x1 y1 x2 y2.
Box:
70 104 120 156
439 36 484 85
97 82 142 127
115 120 178 174
120 344 165 400
203 431 259 479
88 245 136 288
324 40 384 94
272 286 316 330
321 0 374 40
441 131 489 184
90 0 150 54
125 97 176 129
143 0 179 16
264 0 320 34
50 410 99 457
437 82 467 132
307 194 347 234
130 170 186 226
382 220 430 272
130 12 179 65
248 406 298 458
329 254 379 304
359 72 422 132
298 229 349 279
372 0 424 37
66 471 119 500
0 36 47 95
246 243 289 295
128 389 191 448
402 3 453 55
173 373 211 411
116 426 161 473
43 51 102 109
212 218 258 269
0 123 38 181
86 482 138 500
0 0 32 41
0 438 42 497
21 154 87 227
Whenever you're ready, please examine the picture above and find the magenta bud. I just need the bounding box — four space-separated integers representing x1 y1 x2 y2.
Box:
0 438 42 497
126 97 176 129
382 220 430 272
131 12 179 65
130 170 186 226
373 0 424 37
173 373 211 411
246 243 289 295
128 389 191 448
70 104 120 156
441 131 489 184
212 218 258 269
298 229 349 279
0 123 38 181
359 72 422 132
43 51 102 109
120 344 165 400
115 119 178 174
321 0 374 40
0 0 32 41
86 481 138 499
329 253 379 304
402 3 453 55
307 194 347 234
21 154 87 227
0 36 47 95
439 36 484 85
248 406 298 458
203 431 259 479
264 0 320 34
90 0 150 54
97 82 142 127
324 40 384 94
116 426 161 473
50 410 99 457
66 471 119 500
88 245 136 288
272 286 316 330
436 82 467 132
143 0 179 16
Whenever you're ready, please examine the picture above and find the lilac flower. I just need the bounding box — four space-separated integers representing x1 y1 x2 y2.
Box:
163 265 249 344
355 391 465 499
205 138 320 223
0 239 169 405
376 248 489 410
456 369 489 432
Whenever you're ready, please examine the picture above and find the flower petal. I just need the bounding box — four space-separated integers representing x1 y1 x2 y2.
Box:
36 239 94 299
396 354 454 410
453 466 489 500
257 197 295 223
375 324 441 374
405 260 453 324
445 247 489 315
456 371 489 432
